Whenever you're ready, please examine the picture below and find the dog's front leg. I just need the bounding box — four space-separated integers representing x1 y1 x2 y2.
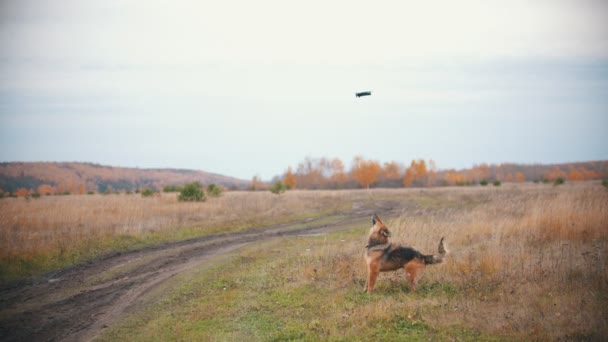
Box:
366 262 379 294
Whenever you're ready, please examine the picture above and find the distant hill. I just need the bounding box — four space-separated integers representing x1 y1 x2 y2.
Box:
0 162 249 194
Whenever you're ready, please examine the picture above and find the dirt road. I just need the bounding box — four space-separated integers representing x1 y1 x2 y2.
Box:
0 203 396 342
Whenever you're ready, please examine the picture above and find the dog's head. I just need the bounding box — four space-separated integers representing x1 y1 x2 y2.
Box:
367 214 391 247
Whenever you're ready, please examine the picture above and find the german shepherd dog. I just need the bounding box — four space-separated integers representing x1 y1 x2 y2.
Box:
364 214 446 293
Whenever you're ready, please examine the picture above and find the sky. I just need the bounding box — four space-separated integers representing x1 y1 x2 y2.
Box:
1 0 607 180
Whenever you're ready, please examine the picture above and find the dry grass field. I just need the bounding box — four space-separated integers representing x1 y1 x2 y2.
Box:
1 182 607 340
0 190 354 282
96 182 607 341
369 183 608 339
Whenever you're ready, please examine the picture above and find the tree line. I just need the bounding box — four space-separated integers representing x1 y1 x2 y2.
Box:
2 159 606 197
271 157 607 190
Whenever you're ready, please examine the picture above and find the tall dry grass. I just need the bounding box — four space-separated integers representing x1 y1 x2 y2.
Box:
0 190 355 281
314 182 608 339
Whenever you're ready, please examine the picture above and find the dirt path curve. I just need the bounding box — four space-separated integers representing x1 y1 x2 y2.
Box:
0 202 398 342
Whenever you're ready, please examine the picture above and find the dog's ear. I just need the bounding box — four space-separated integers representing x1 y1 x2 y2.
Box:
372 214 384 226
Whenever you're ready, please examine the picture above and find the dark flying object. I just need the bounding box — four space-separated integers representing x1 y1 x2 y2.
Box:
355 91 371 97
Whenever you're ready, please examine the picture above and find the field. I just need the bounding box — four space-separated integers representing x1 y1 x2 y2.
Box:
0 190 352 282
1 182 607 340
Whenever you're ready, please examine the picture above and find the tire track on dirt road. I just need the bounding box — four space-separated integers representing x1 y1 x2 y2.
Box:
0 203 398 342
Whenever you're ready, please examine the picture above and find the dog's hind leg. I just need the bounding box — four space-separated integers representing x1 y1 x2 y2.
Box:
404 259 425 292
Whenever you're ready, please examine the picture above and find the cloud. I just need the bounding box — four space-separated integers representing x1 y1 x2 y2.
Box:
2 0 607 66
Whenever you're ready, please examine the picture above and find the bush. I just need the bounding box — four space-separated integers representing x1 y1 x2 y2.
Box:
141 188 155 197
207 183 223 197
480 179 488 186
163 185 182 193
270 181 287 195
553 177 565 186
178 182 205 202
602 179 608 188
31 192 41 199
493 180 501 187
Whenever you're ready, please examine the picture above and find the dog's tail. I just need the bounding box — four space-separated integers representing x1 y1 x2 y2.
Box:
422 237 446 265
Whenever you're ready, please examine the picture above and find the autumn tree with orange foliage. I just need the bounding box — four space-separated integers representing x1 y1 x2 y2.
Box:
381 161 402 180
283 167 296 189
515 172 526 182
294 157 350 189
443 170 466 185
326 158 348 188
568 170 582 181
376 161 404 187
351 156 381 188
544 167 567 182
403 159 429 187
14 188 30 197
37 184 55 196
295 157 325 189
568 167 599 181
469 163 491 183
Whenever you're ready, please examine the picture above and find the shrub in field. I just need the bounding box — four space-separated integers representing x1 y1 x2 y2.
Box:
493 180 501 186
270 181 287 194
480 179 489 186
141 188 155 197
163 185 182 193
553 177 565 186
178 182 205 202
456 181 475 186
207 183 223 197
602 179 608 188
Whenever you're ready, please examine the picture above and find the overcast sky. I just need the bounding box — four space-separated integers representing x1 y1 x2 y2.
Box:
1 0 607 180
